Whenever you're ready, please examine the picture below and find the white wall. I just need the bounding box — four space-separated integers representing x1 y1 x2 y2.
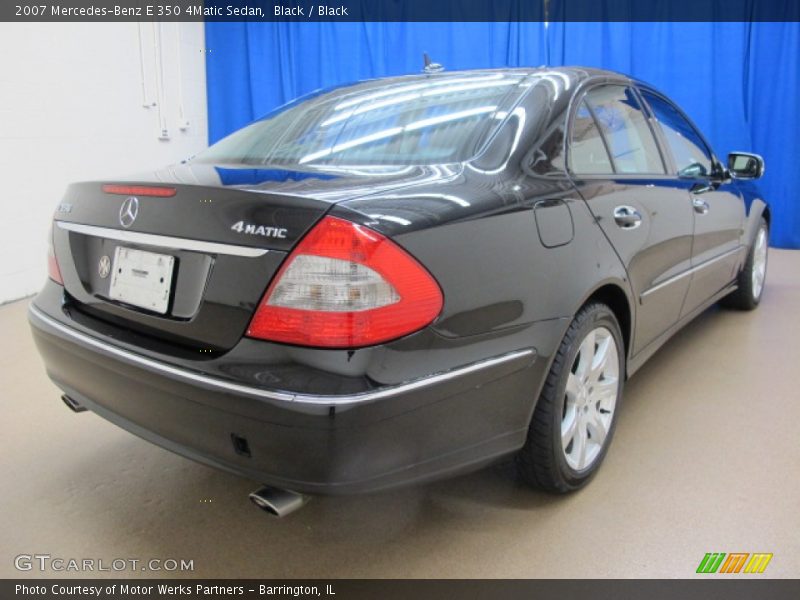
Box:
0 22 209 304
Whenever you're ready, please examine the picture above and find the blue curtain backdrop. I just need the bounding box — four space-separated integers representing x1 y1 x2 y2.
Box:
205 21 800 248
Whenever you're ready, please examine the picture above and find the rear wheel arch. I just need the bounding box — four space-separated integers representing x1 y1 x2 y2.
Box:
580 283 633 371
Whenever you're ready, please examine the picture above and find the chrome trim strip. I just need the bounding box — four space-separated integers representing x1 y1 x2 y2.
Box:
56 221 269 258
641 246 743 301
29 305 534 406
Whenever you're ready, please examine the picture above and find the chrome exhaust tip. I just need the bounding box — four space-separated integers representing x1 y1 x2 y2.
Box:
249 486 309 518
61 394 87 413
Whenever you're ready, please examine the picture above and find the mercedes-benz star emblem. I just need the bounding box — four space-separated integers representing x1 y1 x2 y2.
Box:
119 196 139 228
98 255 111 279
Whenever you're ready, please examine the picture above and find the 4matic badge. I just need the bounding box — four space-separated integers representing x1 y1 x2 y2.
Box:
230 221 288 239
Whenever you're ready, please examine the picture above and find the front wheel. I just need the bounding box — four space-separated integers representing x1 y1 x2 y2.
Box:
721 218 769 310
516 303 624 493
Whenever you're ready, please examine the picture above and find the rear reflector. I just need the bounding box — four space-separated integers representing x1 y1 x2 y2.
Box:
102 184 176 197
47 225 63 285
247 216 443 348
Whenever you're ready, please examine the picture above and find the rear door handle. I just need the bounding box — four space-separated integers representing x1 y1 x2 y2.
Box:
613 205 642 229
693 198 710 214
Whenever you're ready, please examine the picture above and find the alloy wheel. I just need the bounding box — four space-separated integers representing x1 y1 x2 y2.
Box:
752 226 768 300
561 326 620 471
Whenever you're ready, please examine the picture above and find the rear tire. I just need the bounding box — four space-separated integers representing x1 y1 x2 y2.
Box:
721 218 768 311
516 303 624 493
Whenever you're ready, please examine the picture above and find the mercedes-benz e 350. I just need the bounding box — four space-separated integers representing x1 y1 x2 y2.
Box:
29 67 769 516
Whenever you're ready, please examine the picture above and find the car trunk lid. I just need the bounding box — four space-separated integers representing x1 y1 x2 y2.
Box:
53 181 329 351
51 163 453 352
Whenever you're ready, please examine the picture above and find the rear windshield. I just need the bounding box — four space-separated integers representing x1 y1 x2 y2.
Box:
196 74 529 167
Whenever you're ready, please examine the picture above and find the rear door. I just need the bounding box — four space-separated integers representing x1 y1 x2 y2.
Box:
639 90 746 316
567 84 696 355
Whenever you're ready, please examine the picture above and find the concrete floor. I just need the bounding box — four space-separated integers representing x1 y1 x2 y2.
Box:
2 250 799 579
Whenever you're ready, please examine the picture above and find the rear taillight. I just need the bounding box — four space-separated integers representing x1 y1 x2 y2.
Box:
102 184 176 197
47 225 63 285
247 216 443 348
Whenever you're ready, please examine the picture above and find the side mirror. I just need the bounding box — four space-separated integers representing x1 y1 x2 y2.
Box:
728 152 765 179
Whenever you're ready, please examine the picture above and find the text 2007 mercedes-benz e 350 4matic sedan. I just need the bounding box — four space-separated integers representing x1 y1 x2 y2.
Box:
29 67 769 516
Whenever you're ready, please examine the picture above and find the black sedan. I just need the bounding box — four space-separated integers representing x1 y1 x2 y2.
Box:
29 67 769 516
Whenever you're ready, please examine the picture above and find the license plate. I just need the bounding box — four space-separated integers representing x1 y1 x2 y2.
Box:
109 247 175 314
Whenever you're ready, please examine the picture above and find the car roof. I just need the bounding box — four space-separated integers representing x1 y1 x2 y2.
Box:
310 66 634 104
341 65 627 87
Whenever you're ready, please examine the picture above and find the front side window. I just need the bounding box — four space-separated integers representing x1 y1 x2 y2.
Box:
569 100 614 174
583 85 665 175
641 91 714 178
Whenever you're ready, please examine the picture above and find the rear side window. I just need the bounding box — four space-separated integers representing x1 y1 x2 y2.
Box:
569 101 614 174
583 85 665 175
641 91 714 178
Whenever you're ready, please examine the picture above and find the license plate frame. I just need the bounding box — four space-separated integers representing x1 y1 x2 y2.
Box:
108 246 175 314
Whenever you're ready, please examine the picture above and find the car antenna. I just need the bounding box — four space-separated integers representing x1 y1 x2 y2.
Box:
422 52 444 74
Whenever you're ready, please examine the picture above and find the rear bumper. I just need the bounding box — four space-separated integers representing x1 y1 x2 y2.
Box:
29 303 541 495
